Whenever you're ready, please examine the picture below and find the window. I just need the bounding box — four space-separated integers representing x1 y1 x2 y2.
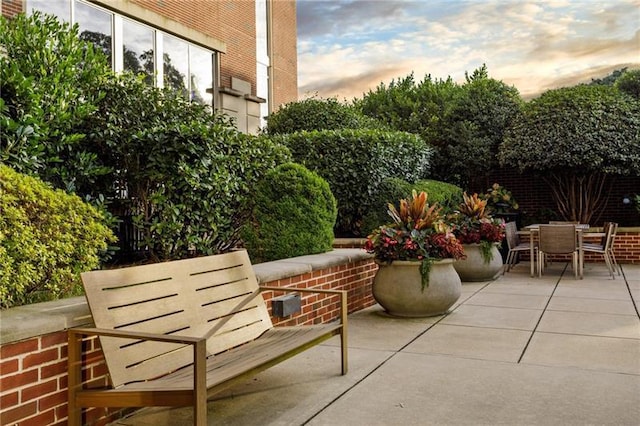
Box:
26 0 216 107
27 0 70 21
75 0 113 66
189 45 213 106
122 18 154 85
163 35 189 98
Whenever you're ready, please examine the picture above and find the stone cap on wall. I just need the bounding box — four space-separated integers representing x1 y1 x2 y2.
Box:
0 249 373 345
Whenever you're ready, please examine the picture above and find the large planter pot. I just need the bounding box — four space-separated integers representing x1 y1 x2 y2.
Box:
373 259 461 317
454 243 502 282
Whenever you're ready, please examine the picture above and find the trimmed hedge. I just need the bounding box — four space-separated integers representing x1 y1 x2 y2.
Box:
241 163 337 263
272 129 433 236
0 165 116 309
361 178 463 235
265 97 380 134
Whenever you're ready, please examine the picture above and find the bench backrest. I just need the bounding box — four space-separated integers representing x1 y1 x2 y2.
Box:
82 250 272 388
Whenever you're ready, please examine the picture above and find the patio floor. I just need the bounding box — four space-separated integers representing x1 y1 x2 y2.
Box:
111 261 640 426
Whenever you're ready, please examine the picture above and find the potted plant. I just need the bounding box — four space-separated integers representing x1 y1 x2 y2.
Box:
482 183 519 214
365 191 465 317
452 192 506 282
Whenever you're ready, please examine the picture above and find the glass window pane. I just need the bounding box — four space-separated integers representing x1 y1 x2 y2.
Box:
163 35 189 98
189 46 213 107
75 1 113 67
123 18 154 85
27 0 71 21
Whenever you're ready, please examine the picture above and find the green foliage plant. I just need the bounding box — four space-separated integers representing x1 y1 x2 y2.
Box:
0 165 116 309
265 96 380 134
481 183 519 214
273 129 432 236
500 84 640 224
74 73 291 261
615 69 640 99
241 163 337 263
0 12 111 192
361 178 462 235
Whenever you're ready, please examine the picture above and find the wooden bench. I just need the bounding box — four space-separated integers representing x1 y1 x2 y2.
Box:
67 250 348 425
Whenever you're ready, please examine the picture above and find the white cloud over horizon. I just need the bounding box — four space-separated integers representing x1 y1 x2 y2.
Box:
296 0 640 100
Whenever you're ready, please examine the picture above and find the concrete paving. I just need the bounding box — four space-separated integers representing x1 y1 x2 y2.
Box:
111 262 640 426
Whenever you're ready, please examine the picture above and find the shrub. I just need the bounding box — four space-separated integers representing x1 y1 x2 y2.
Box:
0 12 111 192
241 163 337 263
273 129 432 236
0 165 116 309
265 97 380 134
361 178 463 235
75 74 291 261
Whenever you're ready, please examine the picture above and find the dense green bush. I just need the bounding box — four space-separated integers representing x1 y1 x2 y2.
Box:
361 178 463 235
241 163 337 263
265 97 381 134
272 129 432 236
0 12 111 192
0 165 116 309
76 75 291 260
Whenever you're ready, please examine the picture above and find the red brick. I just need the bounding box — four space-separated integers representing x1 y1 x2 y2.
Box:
19 408 55 426
0 391 19 409
0 402 37 425
1 358 19 375
22 348 58 369
21 378 57 402
41 332 67 349
0 369 38 392
41 360 67 380
0 339 38 359
39 389 67 411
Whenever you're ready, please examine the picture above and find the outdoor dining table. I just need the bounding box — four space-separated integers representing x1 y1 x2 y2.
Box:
523 224 590 278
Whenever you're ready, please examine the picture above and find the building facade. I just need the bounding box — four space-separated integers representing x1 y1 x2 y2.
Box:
0 0 298 133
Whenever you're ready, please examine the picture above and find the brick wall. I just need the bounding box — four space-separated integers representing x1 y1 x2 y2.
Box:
270 0 299 107
1 0 21 17
0 258 377 426
473 168 640 227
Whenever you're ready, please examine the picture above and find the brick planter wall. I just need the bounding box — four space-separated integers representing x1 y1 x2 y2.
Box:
0 250 376 426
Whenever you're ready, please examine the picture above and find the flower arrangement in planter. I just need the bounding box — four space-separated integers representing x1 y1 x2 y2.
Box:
365 190 465 290
453 192 506 263
481 183 519 214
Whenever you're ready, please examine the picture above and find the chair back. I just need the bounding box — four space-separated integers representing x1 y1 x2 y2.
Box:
539 224 576 254
603 222 618 250
504 221 520 250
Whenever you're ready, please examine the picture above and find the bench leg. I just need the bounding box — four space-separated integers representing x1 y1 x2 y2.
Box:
194 341 207 426
340 292 348 375
67 331 83 426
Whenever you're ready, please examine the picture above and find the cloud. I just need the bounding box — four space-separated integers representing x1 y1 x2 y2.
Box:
297 0 640 99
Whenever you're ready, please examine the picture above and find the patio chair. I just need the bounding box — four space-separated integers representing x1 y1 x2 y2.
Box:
503 221 535 274
538 224 579 278
583 222 618 278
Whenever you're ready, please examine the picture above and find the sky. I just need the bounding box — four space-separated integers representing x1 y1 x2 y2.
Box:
296 0 640 100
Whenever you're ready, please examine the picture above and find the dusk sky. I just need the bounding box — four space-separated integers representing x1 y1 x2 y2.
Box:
296 0 640 100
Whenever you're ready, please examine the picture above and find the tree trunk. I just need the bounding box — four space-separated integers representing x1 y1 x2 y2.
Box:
543 172 612 224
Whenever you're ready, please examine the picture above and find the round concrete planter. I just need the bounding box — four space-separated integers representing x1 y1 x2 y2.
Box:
372 259 461 317
453 243 502 282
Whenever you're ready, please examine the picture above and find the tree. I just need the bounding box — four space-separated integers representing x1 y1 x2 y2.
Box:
615 69 640 99
499 84 640 223
435 65 522 187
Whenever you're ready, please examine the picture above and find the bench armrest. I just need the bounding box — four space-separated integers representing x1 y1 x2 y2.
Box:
68 327 204 344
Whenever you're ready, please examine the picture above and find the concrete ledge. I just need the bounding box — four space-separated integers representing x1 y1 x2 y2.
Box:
0 249 373 345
